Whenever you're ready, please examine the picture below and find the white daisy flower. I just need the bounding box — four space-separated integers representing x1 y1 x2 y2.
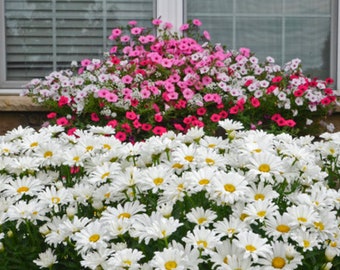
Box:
80 247 112 270
214 216 249 238
150 247 191 270
243 199 279 223
107 248 144 269
183 227 221 253
1 175 43 200
233 231 271 262
208 170 248 204
286 204 319 229
33 248 58 269
264 213 294 241
186 206 217 227
73 220 110 254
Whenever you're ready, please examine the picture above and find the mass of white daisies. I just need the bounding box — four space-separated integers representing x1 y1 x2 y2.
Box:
0 119 339 269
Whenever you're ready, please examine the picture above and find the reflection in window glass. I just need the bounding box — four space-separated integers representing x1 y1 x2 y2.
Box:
187 0 333 79
5 0 154 81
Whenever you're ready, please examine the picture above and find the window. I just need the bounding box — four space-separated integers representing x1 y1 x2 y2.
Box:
186 0 338 82
0 0 339 92
0 0 154 90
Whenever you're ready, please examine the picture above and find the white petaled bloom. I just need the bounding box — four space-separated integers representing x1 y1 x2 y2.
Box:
140 164 172 192
172 144 198 170
183 227 221 254
20 133 49 153
264 213 294 241
130 212 182 244
207 170 248 205
214 216 249 238
243 199 279 223
233 231 272 262
1 175 43 200
184 167 217 192
62 145 88 167
73 220 110 254
33 142 63 166
100 201 145 223
80 247 112 270
291 229 321 252
33 248 58 269
150 247 190 270
38 186 72 211
107 248 144 269
186 206 217 227
210 240 244 269
246 181 279 202
246 152 283 183
224 255 253 270
88 161 121 185
195 147 227 169
158 174 192 204
257 241 303 270
286 204 319 229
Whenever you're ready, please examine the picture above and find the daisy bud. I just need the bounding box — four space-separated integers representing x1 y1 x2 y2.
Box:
92 200 103 210
0 242 4 252
7 230 13 238
66 206 77 218
285 245 297 261
39 224 50 235
322 262 333 270
325 247 337 262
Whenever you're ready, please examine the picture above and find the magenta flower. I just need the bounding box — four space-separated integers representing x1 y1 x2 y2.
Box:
56 117 69 126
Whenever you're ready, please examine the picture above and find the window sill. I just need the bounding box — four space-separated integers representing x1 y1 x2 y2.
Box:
0 96 47 112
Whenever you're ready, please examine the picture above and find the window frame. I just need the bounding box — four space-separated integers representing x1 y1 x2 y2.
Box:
0 0 339 94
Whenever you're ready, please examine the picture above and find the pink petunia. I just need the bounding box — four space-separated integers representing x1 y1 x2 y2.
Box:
196 107 207 116
58 96 69 107
128 20 138 26
91 113 100 122
203 30 211 41
152 19 162 26
56 117 69 126
154 113 163 122
115 131 127 142
125 111 137 120
141 123 152 131
106 93 118 103
250 97 260 108
98 89 109 98
210 113 221 122
131 27 143 35
152 126 167 136
180 24 189 31
107 120 118 128
239 47 250 57
182 88 194 100
47 112 57 119
192 19 202 26
122 75 133 84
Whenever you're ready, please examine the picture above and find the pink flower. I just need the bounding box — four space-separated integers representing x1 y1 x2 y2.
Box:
107 120 117 128
115 131 127 142
98 89 109 98
81 59 91 67
128 20 137 26
91 113 100 122
210 113 221 122
126 111 137 120
58 96 69 107
239 47 250 57
133 119 142 128
192 19 202 26
154 113 163 122
106 93 118 103
120 35 130 42
122 75 133 84
121 123 132 133
141 123 152 131
131 27 143 35
180 24 189 31
196 107 207 116
164 22 173 30
47 112 57 119
285 119 296 127
56 117 69 126
140 88 151 99
67 127 77 136
272 76 283 83
202 76 213 86
250 97 260 108
174 123 185 131
152 126 167 135
203 93 214 102
152 19 162 26
182 88 194 100
203 30 211 41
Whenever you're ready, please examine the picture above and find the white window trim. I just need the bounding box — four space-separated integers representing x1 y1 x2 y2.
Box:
0 0 339 95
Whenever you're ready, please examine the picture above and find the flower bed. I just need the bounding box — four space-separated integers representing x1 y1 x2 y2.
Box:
24 19 337 142
0 121 339 269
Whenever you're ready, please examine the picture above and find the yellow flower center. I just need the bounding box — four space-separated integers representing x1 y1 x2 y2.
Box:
184 155 194 162
104 192 110 198
253 148 262 153
227 228 235 234
177 183 184 191
297 217 307 223
172 163 183 169
153 177 164 186
89 234 100 242
101 172 110 179
258 163 270 172
208 143 216 148
123 260 132 266
205 158 215 165
197 240 208 248
224 184 236 193
51 197 60 204
314 221 325 231
30 142 38 148
257 211 266 217
103 144 111 150
223 257 228 264
73 156 80 162
276 224 290 233
245 244 257 252
254 193 265 200
17 186 29 193
199 178 210 185
240 213 249 221
330 241 337 247
303 240 310 248
272 256 286 268
197 217 207 224
165 261 177 270
44 151 53 158
118 212 131 219
86 145 94 152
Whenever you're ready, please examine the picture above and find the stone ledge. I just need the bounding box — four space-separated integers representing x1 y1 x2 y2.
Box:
0 96 48 112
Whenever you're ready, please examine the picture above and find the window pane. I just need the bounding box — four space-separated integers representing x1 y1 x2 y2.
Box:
5 0 154 81
187 0 333 79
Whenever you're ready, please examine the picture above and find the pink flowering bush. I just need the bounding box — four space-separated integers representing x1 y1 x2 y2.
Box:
24 19 337 142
